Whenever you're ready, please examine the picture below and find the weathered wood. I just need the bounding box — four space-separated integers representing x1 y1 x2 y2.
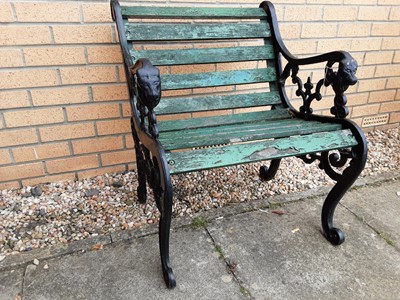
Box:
161 68 276 90
158 109 291 132
166 129 358 174
156 91 281 115
121 6 266 19
125 23 271 41
131 45 275 66
160 120 343 150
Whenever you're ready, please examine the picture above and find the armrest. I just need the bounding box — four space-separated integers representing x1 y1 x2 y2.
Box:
260 1 358 119
131 58 162 139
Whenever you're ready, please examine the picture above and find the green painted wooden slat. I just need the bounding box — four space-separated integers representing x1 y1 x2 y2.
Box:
125 23 270 41
131 45 274 66
166 129 358 174
161 68 276 90
156 91 281 115
158 109 291 132
160 120 343 150
121 6 266 19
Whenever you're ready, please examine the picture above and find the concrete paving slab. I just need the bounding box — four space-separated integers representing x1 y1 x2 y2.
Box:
0 267 24 300
22 227 243 300
342 179 400 249
208 198 400 300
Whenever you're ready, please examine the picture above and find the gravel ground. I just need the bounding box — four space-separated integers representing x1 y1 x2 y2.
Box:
0 126 399 257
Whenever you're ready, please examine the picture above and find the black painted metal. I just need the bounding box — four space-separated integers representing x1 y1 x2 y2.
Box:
260 1 368 245
259 159 281 181
111 0 176 288
111 0 368 288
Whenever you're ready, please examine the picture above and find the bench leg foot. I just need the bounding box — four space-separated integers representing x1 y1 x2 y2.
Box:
259 159 281 181
320 138 367 246
150 155 176 288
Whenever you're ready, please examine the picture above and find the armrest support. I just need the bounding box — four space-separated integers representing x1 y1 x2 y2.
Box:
260 1 358 119
131 59 162 139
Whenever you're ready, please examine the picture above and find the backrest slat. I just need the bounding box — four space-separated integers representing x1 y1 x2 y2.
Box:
131 45 274 66
156 91 281 115
125 23 270 41
161 68 276 91
121 6 266 19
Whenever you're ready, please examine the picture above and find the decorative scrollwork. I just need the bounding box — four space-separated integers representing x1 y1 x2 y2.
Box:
280 56 358 119
282 64 324 115
298 148 353 182
132 58 161 139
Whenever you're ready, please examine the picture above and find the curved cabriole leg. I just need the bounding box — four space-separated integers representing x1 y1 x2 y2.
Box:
321 130 367 246
151 156 176 288
131 118 147 204
259 159 281 181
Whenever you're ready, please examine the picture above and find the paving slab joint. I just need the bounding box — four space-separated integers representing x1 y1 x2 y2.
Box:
205 227 252 299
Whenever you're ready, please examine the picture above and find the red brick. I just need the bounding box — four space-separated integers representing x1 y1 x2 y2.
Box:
380 101 400 113
0 91 30 109
0 162 44 181
352 103 380 118
87 46 123 64
358 6 390 21
0 3 13 22
66 103 120 122
284 6 322 21
4 108 64 128
60 66 117 85
0 149 11 165
301 23 337 38
82 3 113 23
92 84 129 102
0 128 38 147
382 37 400 50
358 78 386 92
386 78 400 89
122 103 131 117
0 69 58 89
364 51 394 65
368 90 396 103
72 136 123 154
375 64 400 77
389 112 400 123
14 2 80 22
101 150 135 166
12 143 70 163
323 6 357 20
0 181 20 190
96 119 131 135
31 87 90 106
0 49 23 68
52 25 112 44
24 47 86 66
39 123 96 142
46 155 99 174
0 26 51 46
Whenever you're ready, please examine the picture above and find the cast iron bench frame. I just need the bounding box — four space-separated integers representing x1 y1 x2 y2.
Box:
111 0 367 288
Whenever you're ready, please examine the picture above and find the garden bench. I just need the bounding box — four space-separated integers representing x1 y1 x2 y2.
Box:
111 0 367 288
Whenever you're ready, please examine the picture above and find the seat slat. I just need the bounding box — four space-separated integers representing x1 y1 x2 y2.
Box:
125 23 270 41
132 45 274 66
161 68 276 91
160 120 343 150
121 6 266 19
158 109 291 132
156 91 281 115
166 129 358 174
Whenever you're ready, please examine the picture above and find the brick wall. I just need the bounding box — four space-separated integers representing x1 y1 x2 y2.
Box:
0 0 399 189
